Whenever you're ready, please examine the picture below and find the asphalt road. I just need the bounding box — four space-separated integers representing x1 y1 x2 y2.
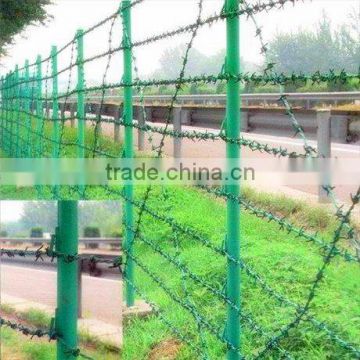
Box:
0 263 122 325
99 121 360 203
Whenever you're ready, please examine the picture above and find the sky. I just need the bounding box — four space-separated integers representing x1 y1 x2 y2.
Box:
0 201 24 222
0 0 359 82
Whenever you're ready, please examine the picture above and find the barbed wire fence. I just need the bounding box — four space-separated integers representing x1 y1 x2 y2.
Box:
0 0 359 359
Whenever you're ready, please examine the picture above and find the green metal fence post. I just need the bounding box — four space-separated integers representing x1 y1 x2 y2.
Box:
24 60 32 157
36 55 43 157
4 73 9 151
2 74 8 150
56 201 79 360
121 0 135 307
76 29 85 196
14 65 20 157
225 0 241 359
6 72 12 153
9 72 15 156
76 29 85 159
51 46 60 157
51 46 60 197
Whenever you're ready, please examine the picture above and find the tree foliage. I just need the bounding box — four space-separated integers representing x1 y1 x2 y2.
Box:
266 11 360 74
0 0 51 55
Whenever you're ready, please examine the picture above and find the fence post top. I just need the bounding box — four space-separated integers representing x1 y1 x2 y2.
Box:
76 29 84 37
51 45 57 55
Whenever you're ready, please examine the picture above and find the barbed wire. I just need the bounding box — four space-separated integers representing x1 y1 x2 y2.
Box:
0 0 359 358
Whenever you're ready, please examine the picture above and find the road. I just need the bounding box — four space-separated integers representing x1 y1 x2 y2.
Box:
0 263 122 325
99 121 360 203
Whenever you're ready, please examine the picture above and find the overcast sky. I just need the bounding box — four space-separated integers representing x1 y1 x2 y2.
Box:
0 201 23 222
1 0 359 81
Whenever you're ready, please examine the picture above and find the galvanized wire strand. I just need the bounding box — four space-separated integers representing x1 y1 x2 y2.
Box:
114 189 360 357
89 15 118 158
123 221 294 358
253 187 360 359
246 0 360 249
2 69 359 101
199 185 358 262
0 245 122 269
0 316 55 339
13 0 144 75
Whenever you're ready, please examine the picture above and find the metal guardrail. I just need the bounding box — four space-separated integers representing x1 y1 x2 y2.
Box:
81 91 360 106
0 237 121 245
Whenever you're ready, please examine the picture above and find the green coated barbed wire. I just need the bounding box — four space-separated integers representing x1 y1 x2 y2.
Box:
246 0 360 251
253 187 360 359
124 276 215 359
1 0 303 92
0 245 122 269
120 0 205 262
0 316 55 339
13 0 144 75
199 185 359 262
0 316 94 360
0 106 315 159
1 0 360 357
2 68 359 99
113 188 360 357
124 247 242 355
123 222 294 359
0 0 304 93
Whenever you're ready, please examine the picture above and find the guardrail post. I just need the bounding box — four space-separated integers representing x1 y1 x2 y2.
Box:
137 105 145 151
226 0 241 358
241 111 249 132
60 102 65 122
330 114 348 144
180 108 191 125
122 0 135 307
173 107 182 158
95 102 102 138
56 201 79 360
45 101 50 119
113 107 121 142
146 107 152 122
70 103 75 128
317 109 331 203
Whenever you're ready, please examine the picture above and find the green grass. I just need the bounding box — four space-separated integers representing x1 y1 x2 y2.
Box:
0 307 121 355
120 186 360 360
0 326 120 360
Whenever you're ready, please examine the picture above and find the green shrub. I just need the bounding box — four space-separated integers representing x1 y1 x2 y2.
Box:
83 226 100 249
30 227 43 238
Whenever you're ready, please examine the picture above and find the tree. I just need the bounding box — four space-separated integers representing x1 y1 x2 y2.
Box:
152 46 253 79
20 201 57 232
150 45 254 94
266 12 360 74
0 0 51 55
